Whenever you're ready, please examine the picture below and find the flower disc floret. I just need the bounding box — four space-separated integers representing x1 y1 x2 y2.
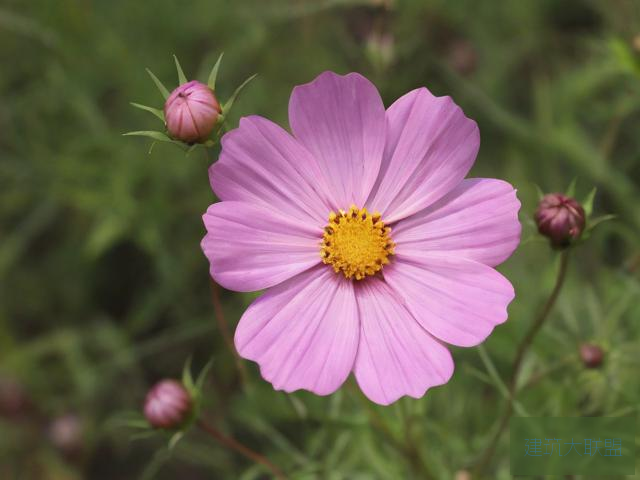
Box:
321 205 395 280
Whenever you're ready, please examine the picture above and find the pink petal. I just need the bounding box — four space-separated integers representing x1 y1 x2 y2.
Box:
353 278 454 405
289 71 386 209
201 201 321 292
393 178 521 267
367 88 479 223
209 115 334 225
383 254 515 347
235 266 359 395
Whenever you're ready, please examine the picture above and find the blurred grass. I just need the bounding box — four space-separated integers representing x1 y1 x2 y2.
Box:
1 0 639 478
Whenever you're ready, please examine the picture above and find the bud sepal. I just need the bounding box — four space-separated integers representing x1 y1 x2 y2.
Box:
125 54 256 153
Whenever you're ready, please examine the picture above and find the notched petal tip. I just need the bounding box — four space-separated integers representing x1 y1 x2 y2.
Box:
292 70 374 90
289 69 386 208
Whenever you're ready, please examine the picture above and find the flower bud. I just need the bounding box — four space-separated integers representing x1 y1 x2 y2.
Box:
0 376 30 418
534 193 586 248
144 379 192 429
49 413 84 457
580 343 604 369
454 470 472 480
447 39 478 77
632 34 640 53
365 31 395 71
164 80 221 143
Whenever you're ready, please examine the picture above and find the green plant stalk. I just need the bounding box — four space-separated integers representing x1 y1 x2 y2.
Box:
210 278 249 387
203 146 248 388
474 250 570 477
198 419 287 479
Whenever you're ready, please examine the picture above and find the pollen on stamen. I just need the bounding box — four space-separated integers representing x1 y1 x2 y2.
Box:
320 205 395 280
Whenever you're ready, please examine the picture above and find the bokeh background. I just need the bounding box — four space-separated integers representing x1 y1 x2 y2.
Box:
1 0 640 478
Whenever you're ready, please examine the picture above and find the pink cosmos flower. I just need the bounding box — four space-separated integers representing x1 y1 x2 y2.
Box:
201 71 521 405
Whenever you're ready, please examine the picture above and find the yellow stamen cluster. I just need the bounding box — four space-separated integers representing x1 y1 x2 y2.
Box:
320 205 395 280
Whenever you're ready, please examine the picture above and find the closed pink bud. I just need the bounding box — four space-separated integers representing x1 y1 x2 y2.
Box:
447 39 478 77
49 413 84 456
144 380 192 429
534 193 586 248
164 80 221 143
0 376 30 418
580 343 604 369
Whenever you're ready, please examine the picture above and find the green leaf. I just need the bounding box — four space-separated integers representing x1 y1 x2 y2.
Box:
477 344 529 416
123 130 171 142
106 411 151 430
130 102 165 122
519 234 546 246
195 357 215 391
182 356 194 392
610 37 640 76
146 68 170 99
566 177 577 198
185 144 199 156
580 214 616 242
587 214 616 231
168 431 184 450
222 73 257 116
124 131 188 151
173 54 187 85
582 187 597 217
207 52 224 91
130 430 157 441
533 183 545 201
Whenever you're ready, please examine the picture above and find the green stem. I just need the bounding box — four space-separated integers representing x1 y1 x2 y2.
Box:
209 279 248 388
198 420 287 479
202 148 248 388
474 250 570 477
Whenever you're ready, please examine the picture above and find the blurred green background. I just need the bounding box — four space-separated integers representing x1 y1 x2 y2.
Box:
1 0 640 478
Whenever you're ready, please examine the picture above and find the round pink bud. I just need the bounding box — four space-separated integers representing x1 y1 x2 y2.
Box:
49 413 83 456
447 39 478 77
144 380 192 429
164 80 221 143
0 376 30 418
580 343 604 369
534 193 586 248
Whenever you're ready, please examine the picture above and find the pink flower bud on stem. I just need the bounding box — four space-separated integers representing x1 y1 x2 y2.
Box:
580 343 604 369
447 39 478 76
534 193 586 248
164 81 221 143
144 380 192 429
49 413 84 458
0 376 31 418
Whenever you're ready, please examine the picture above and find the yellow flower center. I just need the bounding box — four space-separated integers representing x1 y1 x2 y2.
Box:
320 205 395 280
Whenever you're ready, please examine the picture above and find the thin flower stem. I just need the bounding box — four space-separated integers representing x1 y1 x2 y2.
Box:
520 353 576 390
474 250 570 477
202 147 249 387
210 279 248 387
198 419 287 479
349 382 435 479
400 402 437 480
